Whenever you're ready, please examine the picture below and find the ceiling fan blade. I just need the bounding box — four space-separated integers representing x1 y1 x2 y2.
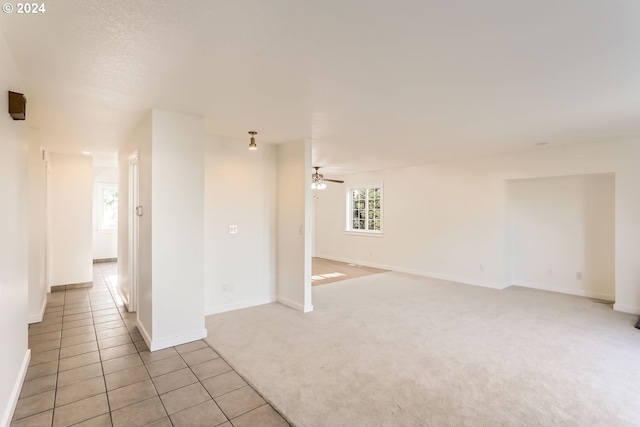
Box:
323 179 344 183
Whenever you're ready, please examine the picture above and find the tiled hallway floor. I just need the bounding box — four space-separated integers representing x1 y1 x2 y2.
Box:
12 263 289 427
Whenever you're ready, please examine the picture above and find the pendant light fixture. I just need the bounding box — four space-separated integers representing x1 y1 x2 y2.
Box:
248 131 258 150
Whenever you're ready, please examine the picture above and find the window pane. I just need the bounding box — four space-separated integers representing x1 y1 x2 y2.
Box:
102 187 118 230
348 186 382 232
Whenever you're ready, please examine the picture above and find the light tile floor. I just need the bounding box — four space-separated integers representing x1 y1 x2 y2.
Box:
12 263 289 427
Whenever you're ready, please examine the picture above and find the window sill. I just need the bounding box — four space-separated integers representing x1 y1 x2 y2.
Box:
343 230 384 238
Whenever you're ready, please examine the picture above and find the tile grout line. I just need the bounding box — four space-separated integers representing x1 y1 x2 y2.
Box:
56 283 101 426
99 265 233 425
48 290 65 427
18 263 289 427
92 270 114 427
96 267 116 427
49 271 116 426
199 341 295 427
100 266 172 427
100 266 143 425
174 348 229 424
172 340 283 424
16 293 65 424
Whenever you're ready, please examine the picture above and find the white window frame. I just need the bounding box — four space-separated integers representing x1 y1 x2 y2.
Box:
97 183 118 233
344 183 384 237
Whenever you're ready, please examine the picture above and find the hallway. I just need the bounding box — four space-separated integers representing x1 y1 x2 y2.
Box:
12 263 288 427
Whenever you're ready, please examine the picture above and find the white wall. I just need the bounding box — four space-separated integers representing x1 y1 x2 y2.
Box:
276 138 313 312
204 136 277 314
315 161 507 288
314 139 640 314
27 128 47 323
48 153 93 286
93 166 118 260
119 109 207 350
150 109 206 349
508 174 615 300
121 111 317 348
121 115 316 344
118 111 152 336
0 30 30 427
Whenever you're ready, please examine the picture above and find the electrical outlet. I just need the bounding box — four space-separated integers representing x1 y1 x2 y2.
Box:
222 282 231 292
229 225 238 234
576 272 583 280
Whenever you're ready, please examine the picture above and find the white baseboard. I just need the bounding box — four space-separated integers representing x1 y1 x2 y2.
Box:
512 280 615 301
137 319 152 351
613 303 640 315
314 254 510 290
405 269 509 290
27 297 47 324
205 296 276 316
2 349 31 427
277 297 314 313
149 329 208 352
116 283 130 312
137 314 208 352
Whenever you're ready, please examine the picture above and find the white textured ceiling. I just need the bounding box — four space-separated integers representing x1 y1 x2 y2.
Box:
2 1 640 173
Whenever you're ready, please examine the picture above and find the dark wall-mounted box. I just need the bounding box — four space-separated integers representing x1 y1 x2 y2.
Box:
8 91 26 120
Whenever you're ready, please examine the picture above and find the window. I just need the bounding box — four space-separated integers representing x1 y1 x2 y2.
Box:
346 186 382 234
101 186 118 231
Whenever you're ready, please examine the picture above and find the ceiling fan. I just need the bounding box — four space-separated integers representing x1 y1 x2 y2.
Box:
311 166 344 190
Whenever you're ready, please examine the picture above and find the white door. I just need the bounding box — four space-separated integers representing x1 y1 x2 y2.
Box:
128 152 139 312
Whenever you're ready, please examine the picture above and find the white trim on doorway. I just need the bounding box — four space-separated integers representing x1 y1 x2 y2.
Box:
127 151 139 313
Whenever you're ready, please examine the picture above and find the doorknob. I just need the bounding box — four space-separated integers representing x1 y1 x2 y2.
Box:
136 206 143 217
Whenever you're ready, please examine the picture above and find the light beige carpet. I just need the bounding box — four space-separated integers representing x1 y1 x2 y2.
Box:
205 272 640 427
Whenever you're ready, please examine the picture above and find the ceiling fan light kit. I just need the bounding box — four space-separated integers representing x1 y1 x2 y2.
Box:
248 131 257 150
311 166 343 190
311 181 327 190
